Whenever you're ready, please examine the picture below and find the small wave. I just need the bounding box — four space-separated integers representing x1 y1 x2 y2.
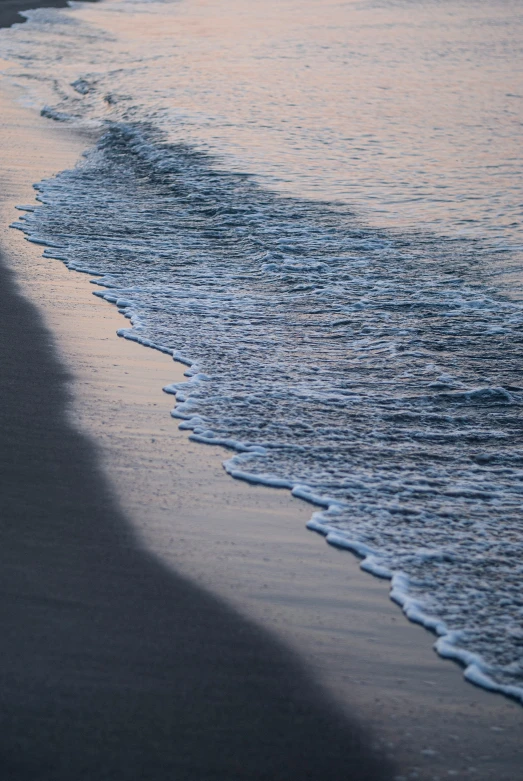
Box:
11 122 523 703
2 0 523 706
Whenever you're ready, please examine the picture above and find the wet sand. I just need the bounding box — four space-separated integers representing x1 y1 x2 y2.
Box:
0 4 522 780
0 256 395 781
0 52 394 781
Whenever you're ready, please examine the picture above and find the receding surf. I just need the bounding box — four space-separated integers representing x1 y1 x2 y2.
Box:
2 0 523 705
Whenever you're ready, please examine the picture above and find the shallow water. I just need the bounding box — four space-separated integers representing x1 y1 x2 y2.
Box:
1 0 523 702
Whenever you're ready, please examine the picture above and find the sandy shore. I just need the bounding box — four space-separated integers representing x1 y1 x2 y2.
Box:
0 9 522 779
0 89 399 781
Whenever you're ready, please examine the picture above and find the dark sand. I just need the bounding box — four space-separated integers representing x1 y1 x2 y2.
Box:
0 257 396 781
0 2 394 779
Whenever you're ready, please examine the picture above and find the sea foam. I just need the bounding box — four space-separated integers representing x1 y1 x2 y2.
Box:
2 1 523 704
10 123 523 704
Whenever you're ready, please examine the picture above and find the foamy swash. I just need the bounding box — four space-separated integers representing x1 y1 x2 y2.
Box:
3 2 523 703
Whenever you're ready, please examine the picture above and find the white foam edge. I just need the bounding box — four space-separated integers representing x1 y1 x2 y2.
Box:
11 181 523 708
17 219 196 365
224 465 294 489
25 235 62 247
310 515 523 704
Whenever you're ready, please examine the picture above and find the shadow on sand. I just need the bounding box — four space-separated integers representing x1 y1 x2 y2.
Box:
0 255 396 781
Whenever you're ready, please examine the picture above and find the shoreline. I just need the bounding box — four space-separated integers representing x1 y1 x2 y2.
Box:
0 5 522 779
0 78 396 780
2 84 523 781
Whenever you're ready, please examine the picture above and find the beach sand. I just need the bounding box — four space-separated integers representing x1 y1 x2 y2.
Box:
0 7 522 779
0 87 398 781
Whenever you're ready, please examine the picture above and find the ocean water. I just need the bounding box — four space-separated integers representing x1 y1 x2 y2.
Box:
1 0 523 702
